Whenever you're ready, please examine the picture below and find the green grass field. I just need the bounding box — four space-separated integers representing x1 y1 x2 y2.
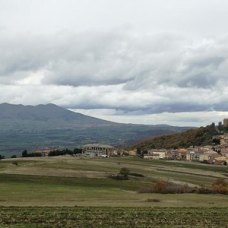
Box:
0 156 227 226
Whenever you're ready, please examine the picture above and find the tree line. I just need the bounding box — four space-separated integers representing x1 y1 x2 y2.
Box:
21 148 82 157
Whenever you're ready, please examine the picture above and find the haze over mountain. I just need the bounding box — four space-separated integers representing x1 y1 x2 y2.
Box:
0 103 189 156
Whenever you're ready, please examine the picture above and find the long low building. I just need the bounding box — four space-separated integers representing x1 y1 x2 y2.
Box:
144 149 168 159
82 144 115 157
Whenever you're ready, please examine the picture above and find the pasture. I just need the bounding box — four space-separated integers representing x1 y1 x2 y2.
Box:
0 156 227 226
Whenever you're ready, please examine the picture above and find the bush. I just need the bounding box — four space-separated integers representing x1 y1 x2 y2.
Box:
139 180 195 194
48 148 82 156
213 178 227 186
129 172 144 177
109 168 131 180
21 150 42 157
197 186 212 194
153 180 168 193
109 174 129 180
212 178 228 194
120 168 130 177
138 187 154 193
12 161 18 166
22 150 28 157
139 178 228 195
146 198 161 202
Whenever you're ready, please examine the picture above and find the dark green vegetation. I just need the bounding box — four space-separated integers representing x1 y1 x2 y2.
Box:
0 103 188 156
0 207 227 227
21 148 82 157
134 123 220 150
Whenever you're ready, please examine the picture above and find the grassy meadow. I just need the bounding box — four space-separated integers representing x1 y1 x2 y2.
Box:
0 156 227 226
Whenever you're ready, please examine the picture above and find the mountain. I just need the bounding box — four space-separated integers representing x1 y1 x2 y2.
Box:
0 103 116 130
0 103 189 156
131 124 220 151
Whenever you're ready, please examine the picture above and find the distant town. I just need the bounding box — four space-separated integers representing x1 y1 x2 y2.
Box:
138 119 228 165
2 119 227 167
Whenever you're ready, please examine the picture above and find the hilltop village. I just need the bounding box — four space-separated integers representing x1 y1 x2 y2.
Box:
130 119 228 165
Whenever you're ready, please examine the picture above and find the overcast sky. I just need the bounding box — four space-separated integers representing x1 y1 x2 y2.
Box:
1 0 228 126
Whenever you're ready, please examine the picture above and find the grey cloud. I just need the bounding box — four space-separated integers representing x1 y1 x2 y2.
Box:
1 30 228 90
0 30 137 86
125 41 228 90
0 30 228 115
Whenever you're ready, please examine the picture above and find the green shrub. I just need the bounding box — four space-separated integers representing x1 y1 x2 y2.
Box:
119 167 130 177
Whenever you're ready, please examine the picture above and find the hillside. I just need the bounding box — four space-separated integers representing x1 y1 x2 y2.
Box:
0 103 188 155
132 124 220 150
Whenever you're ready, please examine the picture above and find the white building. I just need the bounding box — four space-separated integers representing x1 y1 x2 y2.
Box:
82 144 115 157
145 149 167 159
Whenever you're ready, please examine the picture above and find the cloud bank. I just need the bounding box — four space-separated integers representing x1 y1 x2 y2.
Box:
0 29 228 117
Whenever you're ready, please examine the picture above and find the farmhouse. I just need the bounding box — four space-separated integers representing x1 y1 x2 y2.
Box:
82 144 115 157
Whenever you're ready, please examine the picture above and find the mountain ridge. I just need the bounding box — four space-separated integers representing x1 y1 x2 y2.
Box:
0 103 190 156
0 103 117 129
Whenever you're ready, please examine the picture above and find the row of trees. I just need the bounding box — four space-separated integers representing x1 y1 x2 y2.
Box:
48 148 82 156
0 154 18 160
21 148 83 157
1 148 83 159
22 150 42 157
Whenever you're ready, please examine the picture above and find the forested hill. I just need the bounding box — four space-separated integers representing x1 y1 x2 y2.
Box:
132 124 220 150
